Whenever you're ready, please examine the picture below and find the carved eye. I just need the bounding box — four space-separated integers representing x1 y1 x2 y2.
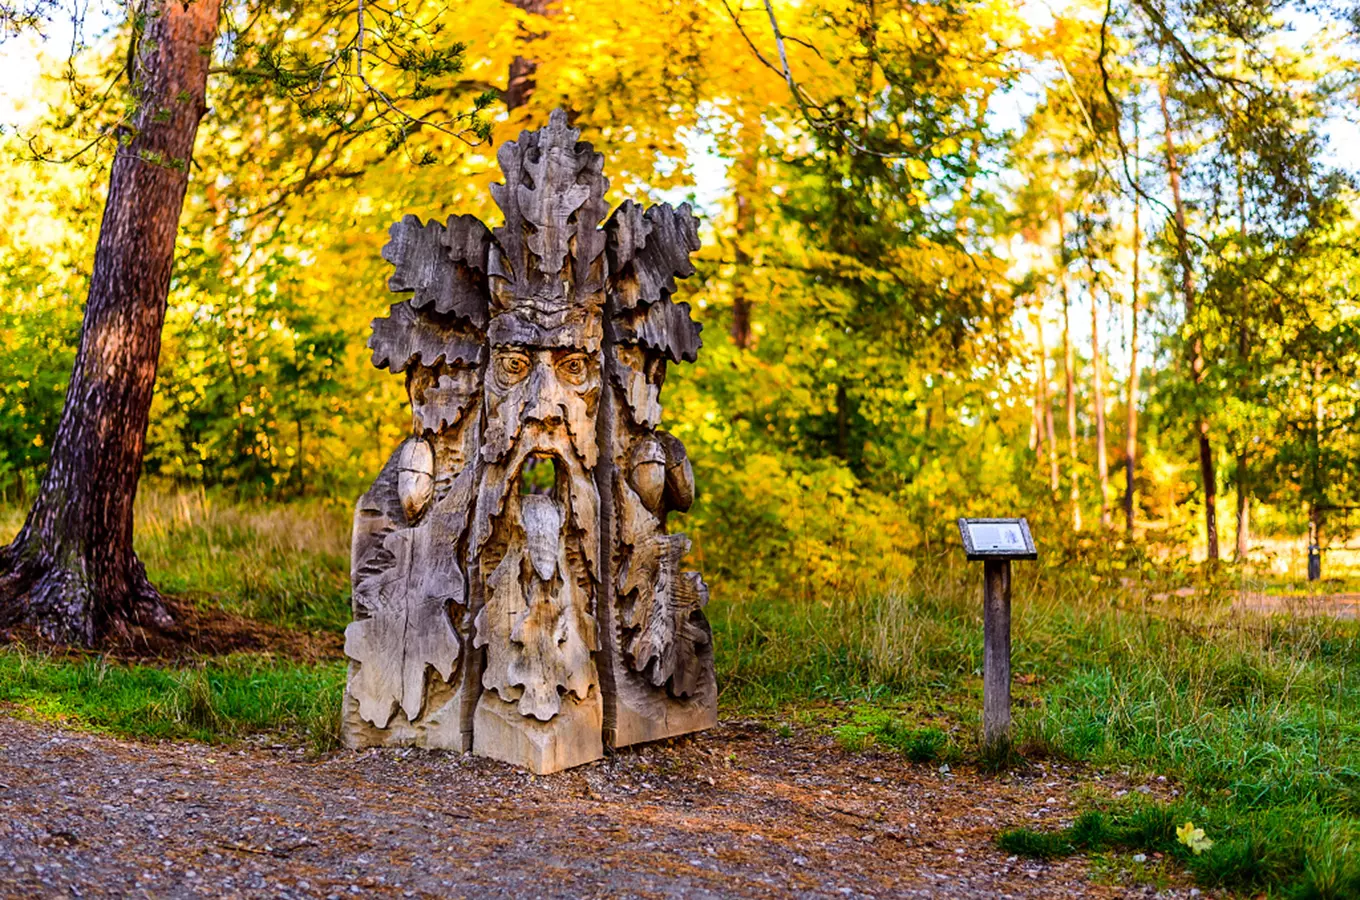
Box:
496 352 530 386
556 353 589 386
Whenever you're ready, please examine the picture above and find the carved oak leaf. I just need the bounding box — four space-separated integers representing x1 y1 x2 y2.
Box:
520 145 591 278
475 530 598 721
607 201 700 311
368 301 485 373
620 531 711 696
614 296 703 364
411 366 481 434
382 214 491 328
344 523 464 728
488 109 609 315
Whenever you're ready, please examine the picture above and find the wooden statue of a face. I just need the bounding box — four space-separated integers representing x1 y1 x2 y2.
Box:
347 109 714 772
482 344 601 478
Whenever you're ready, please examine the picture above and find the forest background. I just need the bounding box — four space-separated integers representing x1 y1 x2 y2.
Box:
3 1 1360 895
3 0 1359 594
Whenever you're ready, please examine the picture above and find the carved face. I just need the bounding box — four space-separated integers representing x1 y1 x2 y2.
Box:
482 344 601 471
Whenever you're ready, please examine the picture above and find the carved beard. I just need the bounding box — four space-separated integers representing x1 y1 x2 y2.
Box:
470 423 601 721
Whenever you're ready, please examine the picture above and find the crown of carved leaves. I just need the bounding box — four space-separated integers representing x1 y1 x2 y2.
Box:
367 108 704 373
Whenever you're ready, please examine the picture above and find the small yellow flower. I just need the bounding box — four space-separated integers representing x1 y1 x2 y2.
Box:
1176 821 1214 855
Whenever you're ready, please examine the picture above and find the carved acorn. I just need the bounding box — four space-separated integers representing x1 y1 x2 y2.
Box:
629 438 667 513
658 431 694 513
396 438 436 522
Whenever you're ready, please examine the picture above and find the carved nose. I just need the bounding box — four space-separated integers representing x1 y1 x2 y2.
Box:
524 367 565 425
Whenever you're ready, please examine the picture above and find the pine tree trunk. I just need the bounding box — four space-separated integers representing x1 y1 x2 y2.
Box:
1159 80 1218 562
1125 159 1141 538
1233 146 1251 561
0 0 221 645
504 0 553 110
1091 289 1110 529
730 158 756 350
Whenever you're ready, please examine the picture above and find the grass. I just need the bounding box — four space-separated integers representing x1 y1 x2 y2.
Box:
2 488 353 633
711 556 1360 898
3 489 1360 896
0 646 346 752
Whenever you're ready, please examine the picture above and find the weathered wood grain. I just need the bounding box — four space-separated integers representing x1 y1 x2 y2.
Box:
369 302 484 373
383 214 491 328
348 109 713 770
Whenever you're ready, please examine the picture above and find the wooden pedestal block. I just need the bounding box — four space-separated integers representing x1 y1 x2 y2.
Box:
472 691 604 775
607 666 718 750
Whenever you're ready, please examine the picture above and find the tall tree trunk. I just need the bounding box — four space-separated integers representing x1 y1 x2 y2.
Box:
1159 80 1218 562
1234 324 1250 561
504 0 553 111
1091 287 1110 529
1036 313 1060 494
730 157 756 349
1233 142 1251 561
1058 201 1081 532
1125 112 1141 538
1063 285 1081 532
0 0 222 645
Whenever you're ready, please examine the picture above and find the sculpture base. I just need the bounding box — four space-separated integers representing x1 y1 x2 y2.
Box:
342 663 473 752
472 691 604 774
606 659 717 749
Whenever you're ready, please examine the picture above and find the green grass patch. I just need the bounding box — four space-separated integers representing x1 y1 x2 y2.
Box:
831 706 955 762
0 646 347 752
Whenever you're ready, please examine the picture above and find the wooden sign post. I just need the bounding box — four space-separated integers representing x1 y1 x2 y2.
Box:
957 518 1037 756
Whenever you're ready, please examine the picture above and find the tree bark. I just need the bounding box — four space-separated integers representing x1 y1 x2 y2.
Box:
1091 287 1110 529
504 0 554 111
730 158 756 350
1159 80 1218 562
1233 142 1250 561
1035 312 1060 494
1058 201 1081 532
0 0 222 645
1125 106 1141 538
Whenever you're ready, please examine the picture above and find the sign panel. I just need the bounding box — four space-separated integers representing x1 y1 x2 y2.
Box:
957 517 1037 561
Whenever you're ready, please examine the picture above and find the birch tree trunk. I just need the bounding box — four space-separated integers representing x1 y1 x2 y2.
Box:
1036 312 1060 494
1058 201 1081 532
1159 80 1218 562
0 0 223 645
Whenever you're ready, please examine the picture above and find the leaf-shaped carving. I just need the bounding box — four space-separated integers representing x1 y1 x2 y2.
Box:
488 109 609 319
607 201 701 312
382 214 490 328
619 530 711 696
410 365 480 435
614 296 703 364
474 506 598 721
344 522 464 728
368 302 485 373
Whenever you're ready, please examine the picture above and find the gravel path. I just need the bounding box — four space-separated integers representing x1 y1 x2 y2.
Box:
0 716 1202 899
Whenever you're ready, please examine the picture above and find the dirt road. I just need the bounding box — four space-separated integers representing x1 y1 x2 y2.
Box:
0 716 1200 898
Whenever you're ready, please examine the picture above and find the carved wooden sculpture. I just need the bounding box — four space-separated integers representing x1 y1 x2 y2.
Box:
342 111 716 772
